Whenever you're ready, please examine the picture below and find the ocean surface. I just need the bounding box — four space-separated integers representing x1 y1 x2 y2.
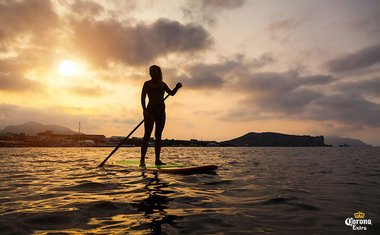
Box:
0 147 379 234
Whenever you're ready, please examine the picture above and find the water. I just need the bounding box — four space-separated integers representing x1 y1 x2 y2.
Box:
0 147 379 234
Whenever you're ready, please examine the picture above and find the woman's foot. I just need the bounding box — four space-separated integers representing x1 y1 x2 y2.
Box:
155 160 166 165
139 162 146 167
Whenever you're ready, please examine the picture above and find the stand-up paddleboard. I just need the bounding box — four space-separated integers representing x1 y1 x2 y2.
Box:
114 160 218 174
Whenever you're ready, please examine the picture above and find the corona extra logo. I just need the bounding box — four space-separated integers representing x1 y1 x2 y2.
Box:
345 211 373 231
354 211 365 219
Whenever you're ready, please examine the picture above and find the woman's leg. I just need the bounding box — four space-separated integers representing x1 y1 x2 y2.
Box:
154 112 166 165
140 116 154 167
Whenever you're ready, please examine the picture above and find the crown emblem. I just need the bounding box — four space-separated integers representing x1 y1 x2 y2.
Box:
354 211 365 219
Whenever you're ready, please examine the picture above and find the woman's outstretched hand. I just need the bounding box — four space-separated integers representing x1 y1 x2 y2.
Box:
171 82 182 95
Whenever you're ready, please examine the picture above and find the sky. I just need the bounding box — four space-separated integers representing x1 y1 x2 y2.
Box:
0 0 379 145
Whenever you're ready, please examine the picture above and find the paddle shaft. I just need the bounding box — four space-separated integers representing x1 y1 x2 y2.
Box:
97 93 171 167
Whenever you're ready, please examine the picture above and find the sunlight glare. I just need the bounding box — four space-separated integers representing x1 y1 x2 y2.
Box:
59 60 76 77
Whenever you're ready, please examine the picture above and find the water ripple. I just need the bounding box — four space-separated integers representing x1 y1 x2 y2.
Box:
0 147 379 234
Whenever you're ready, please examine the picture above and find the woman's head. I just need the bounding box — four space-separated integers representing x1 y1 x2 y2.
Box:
149 65 162 82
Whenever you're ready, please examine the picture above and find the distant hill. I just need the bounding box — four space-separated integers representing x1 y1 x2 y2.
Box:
324 136 372 147
221 132 327 147
0 121 78 136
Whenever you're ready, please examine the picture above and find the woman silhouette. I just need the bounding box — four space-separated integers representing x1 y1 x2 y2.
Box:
140 65 181 167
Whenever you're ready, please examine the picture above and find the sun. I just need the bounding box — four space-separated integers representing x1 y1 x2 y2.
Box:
58 60 77 77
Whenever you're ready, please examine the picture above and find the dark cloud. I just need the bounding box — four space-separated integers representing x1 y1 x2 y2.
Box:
177 71 224 89
0 0 213 72
336 77 380 97
0 0 214 96
236 71 328 113
325 43 380 72
171 53 275 89
0 72 44 92
69 0 105 18
223 89 380 129
308 94 380 128
266 18 298 31
182 0 246 25
300 75 335 86
176 59 240 88
0 0 59 45
0 0 377 136
344 2 380 38
256 88 321 113
250 53 276 68
71 18 213 66
202 0 246 8
240 70 300 94
220 69 380 128
239 71 334 95
219 108 269 122
174 59 342 122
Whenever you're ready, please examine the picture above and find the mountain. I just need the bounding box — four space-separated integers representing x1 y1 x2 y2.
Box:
221 132 327 147
324 136 372 147
0 121 78 136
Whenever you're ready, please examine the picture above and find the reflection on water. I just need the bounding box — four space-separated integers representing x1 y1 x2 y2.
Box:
0 147 379 234
130 172 181 234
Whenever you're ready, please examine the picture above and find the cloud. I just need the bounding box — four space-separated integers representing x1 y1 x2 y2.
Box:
0 72 44 92
202 0 247 8
300 75 335 86
236 71 331 113
182 0 246 25
335 77 380 97
0 46 57 74
308 94 380 128
175 59 240 89
0 103 141 135
224 90 380 130
0 0 59 45
0 58 27 73
65 84 111 97
69 0 105 18
0 0 62 85
178 71 224 89
70 18 213 67
220 68 380 129
238 70 334 95
344 2 380 38
1 1 213 75
111 117 138 125
266 18 299 31
0 103 91 130
325 43 380 72
250 53 276 68
171 53 275 89
219 108 269 122
173 59 360 127
258 88 321 113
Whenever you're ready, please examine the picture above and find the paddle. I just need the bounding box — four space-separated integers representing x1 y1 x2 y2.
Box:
97 82 182 167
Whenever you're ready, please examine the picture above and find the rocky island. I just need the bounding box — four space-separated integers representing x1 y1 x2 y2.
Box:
220 132 329 147
3 122 367 147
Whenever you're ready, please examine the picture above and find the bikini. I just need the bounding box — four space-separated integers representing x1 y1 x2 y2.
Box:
147 86 166 120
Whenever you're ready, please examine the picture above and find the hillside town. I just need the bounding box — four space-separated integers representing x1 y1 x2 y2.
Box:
0 131 219 147
0 122 370 147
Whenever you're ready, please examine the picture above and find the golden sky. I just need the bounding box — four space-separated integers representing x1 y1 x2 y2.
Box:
1 0 380 145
